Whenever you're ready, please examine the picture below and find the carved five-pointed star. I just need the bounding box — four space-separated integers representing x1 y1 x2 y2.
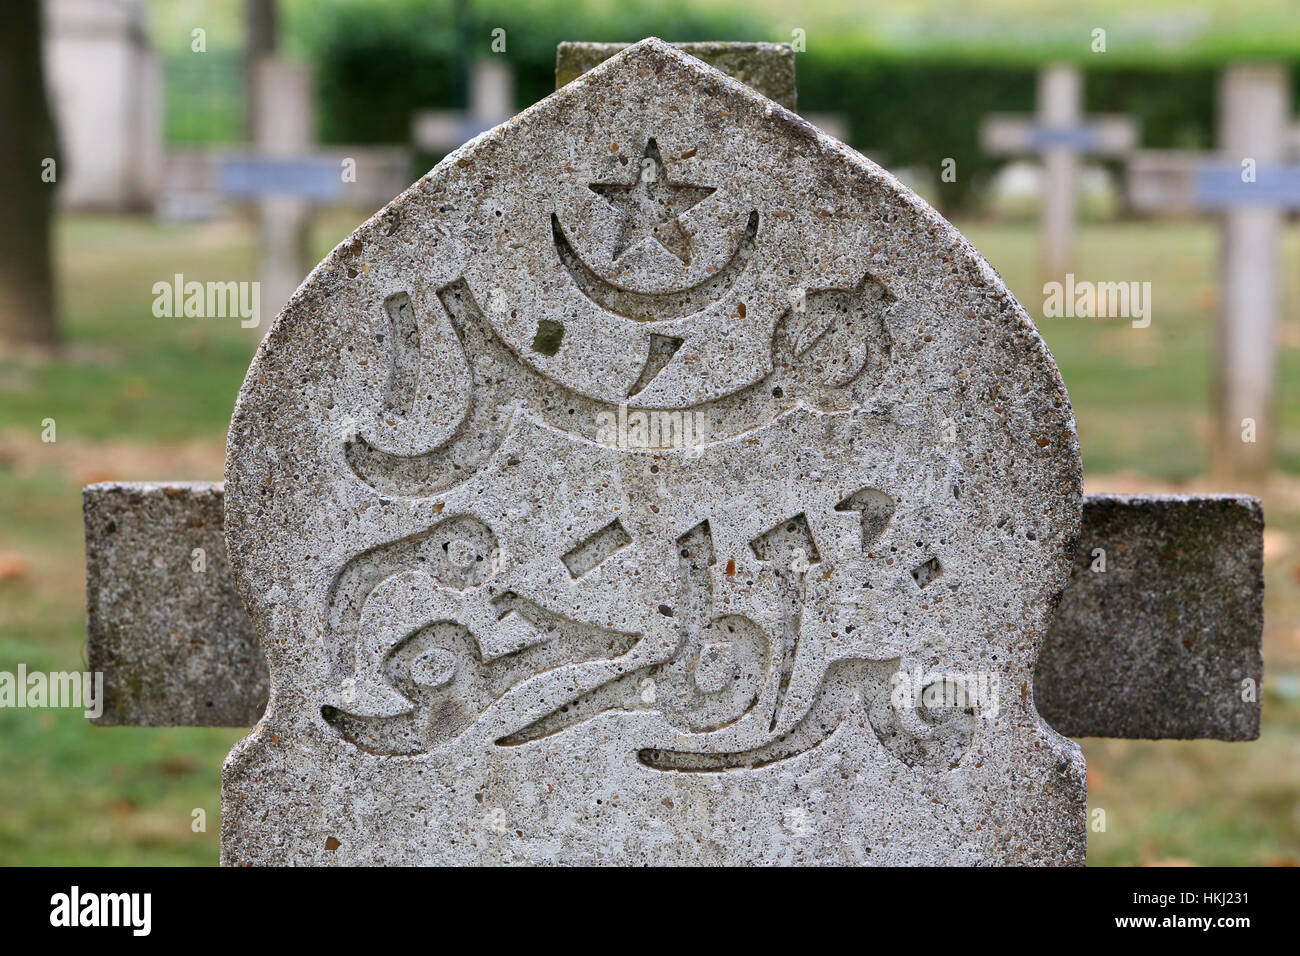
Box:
589 138 715 265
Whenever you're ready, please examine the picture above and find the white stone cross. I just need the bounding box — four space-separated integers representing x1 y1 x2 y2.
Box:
1127 63 1294 480
411 59 514 155
165 58 409 330
214 57 321 335
981 64 1139 279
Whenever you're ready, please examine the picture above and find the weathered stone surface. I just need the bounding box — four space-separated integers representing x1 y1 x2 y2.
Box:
1037 494 1263 740
219 39 1086 865
82 488 1264 744
557 42 797 110
83 482 267 727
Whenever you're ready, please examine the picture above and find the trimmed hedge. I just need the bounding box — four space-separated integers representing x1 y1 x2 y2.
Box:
293 0 1297 212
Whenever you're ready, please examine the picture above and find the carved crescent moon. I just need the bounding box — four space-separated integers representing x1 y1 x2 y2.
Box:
551 210 759 322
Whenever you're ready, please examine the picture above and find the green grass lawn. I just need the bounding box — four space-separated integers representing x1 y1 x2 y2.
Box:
0 211 1296 865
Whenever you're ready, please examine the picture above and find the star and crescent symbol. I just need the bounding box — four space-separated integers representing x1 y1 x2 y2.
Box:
589 138 715 265
546 135 896 396
551 135 757 324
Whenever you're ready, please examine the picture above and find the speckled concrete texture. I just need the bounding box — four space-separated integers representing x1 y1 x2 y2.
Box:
557 42 797 110
220 39 1087 864
1038 494 1263 740
83 482 267 726
81 487 1262 744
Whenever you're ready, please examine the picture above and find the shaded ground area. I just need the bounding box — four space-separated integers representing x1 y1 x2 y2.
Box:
0 212 1297 864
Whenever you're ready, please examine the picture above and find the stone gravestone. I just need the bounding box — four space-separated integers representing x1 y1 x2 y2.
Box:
220 38 1088 865
84 483 267 726
84 39 1263 865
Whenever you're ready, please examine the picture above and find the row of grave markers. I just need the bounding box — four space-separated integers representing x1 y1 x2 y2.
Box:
984 62 1299 483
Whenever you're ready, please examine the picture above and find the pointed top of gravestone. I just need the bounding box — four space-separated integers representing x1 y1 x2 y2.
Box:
556 39 798 109
222 38 1085 864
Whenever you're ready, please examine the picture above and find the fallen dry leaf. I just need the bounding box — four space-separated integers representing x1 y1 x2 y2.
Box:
0 553 31 582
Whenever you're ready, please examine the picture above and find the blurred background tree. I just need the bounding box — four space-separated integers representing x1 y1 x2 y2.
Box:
265 0 1291 211
0 0 61 348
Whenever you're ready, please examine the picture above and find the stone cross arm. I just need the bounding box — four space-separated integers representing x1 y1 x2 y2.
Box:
981 114 1139 156
83 483 1262 740
1127 149 1300 214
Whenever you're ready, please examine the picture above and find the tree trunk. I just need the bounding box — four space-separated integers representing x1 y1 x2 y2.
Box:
0 0 61 348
